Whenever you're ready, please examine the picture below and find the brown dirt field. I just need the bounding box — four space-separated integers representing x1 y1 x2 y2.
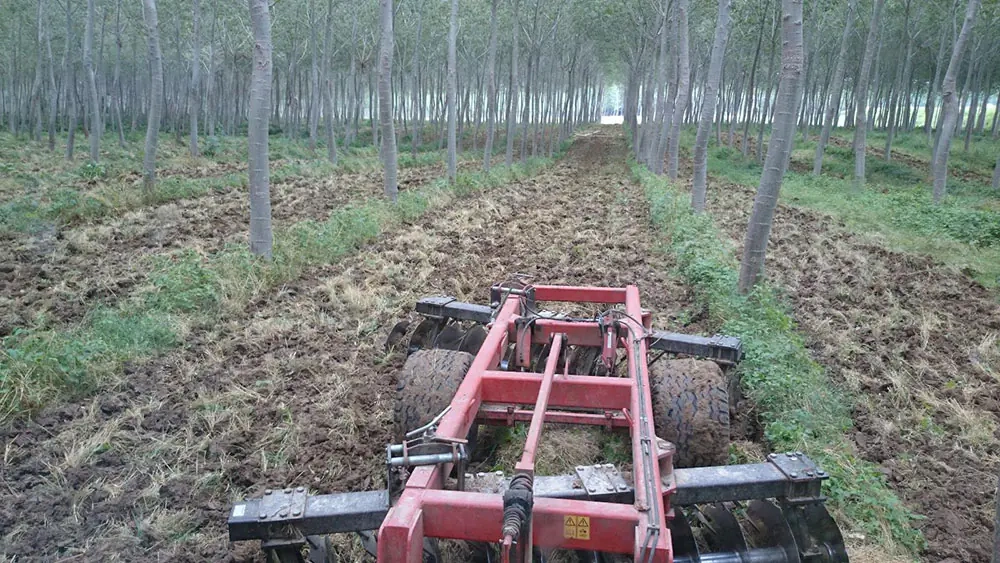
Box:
701 178 1000 562
0 129 706 561
0 161 461 334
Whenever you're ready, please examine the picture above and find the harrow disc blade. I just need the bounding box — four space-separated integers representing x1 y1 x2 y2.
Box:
798 503 849 563
668 510 701 562
746 500 801 563
386 320 410 352
433 323 466 350
698 503 748 556
409 318 442 352
460 325 488 355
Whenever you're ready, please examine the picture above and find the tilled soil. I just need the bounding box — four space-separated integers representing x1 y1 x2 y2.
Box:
703 179 1000 562
0 129 704 561
0 162 455 333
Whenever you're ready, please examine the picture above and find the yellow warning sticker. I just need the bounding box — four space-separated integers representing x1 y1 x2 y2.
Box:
563 515 591 540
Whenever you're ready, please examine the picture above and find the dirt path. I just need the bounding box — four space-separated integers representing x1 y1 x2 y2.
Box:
703 180 1000 562
0 129 702 562
0 162 458 333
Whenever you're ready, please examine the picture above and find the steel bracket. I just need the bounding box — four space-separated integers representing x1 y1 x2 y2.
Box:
767 451 826 503
575 463 631 498
260 487 309 522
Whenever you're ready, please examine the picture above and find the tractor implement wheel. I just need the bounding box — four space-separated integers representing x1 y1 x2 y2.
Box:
393 348 476 441
650 358 730 468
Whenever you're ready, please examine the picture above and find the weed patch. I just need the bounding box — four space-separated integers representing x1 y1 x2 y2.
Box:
0 308 176 420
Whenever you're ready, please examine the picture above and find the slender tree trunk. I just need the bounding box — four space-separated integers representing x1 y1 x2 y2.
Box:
112 0 126 148
505 0 520 167
348 8 358 144
741 5 767 158
189 0 201 156
639 65 655 166
757 13 778 164
83 0 101 162
955 56 974 137
926 19 949 139
172 14 183 145
482 0 499 171
45 0 58 151
206 0 217 137
379 0 398 201
813 0 856 174
322 0 337 164
932 0 980 204
142 0 163 192
64 1 76 160
851 0 885 191
885 2 914 161
446 0 458 183
692 0 732 212
307 0 319 152
520 54 533 163
738 0 803 293
666 0 690 180
648 6 669 171
248 0 274 258
411 1 424 157
962 68 979 152
975 70 991 134
992 83 1000 139
31 0 44 142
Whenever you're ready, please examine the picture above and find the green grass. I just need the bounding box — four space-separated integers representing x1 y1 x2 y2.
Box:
632 161 924 556
0 152 559 424
710 135 1000 287
0 307 178 420
0 130 502 236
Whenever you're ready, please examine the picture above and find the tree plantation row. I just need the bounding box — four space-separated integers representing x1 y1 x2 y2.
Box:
0 0 998 288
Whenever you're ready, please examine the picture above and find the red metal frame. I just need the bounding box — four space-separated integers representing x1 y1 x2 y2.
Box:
378 285 674 562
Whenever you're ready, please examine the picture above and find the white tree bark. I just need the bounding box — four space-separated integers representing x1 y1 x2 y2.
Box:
307 0 319 152
932 0 981 204
206 0 217 138
666 0 690 180
926 18 949 140
410 1 424 157
647 5 668 171
45 3 57 151
189 0 201 156
322 0 337 164
482 0 499 172
30 0 43 142
379 0 398 201
446 0 458 183
505 0 520 167
112 0 126 149
850 0 885 191
691 0 732 212
248 0 274 258
83 0 102 163
64 1 77 160
738 0 804 293
142 0 163 192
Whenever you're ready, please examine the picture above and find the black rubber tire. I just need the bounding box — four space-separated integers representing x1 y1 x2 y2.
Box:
393 348 475 441
650 358 731 468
